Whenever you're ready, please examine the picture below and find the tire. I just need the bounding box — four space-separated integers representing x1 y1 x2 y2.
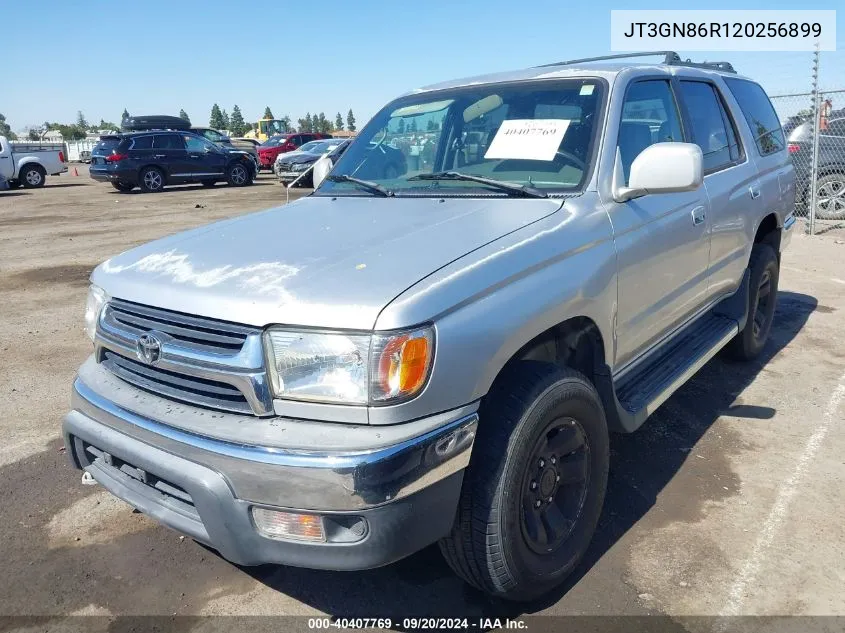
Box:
726 243 779 361
111 181 134 192
20 164 46 188
812 173 845 220
201 180 216 187
439 362 609 601
139 167 165 193
226 162 250 187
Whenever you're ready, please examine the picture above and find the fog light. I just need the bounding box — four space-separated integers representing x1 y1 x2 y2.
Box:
251 507 326 542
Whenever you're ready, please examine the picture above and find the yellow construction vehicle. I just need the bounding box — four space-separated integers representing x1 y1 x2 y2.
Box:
244 118 289 142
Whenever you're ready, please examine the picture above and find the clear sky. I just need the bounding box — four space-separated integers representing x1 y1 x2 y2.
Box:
2 0 843 133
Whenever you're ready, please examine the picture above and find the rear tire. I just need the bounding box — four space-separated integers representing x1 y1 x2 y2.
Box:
111 181 134 192
439 362 609 601
139 167 165 193
813 174 845 220
20 164 46 188
726 243 779 361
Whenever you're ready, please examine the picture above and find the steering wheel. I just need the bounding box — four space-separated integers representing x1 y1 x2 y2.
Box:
555 150 586 170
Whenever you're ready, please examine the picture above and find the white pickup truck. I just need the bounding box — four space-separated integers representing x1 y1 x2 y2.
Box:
0 136 68 188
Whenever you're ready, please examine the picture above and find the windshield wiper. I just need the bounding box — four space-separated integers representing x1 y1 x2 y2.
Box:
407 171 547 198
326 174 393 197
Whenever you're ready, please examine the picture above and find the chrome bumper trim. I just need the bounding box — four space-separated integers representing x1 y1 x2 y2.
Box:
69 379 478 510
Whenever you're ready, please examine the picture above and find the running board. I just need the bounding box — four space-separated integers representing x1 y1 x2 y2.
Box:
611 313 739 432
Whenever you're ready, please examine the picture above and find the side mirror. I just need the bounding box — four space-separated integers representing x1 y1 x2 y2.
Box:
311 155 334 189
613 142 703 203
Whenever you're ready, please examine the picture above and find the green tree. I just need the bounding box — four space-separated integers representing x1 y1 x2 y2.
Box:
28 129 40 141
317 112 332 134
121 108 130 123
263 106 274 119
304 113 313 133
346 109 356 132
409 118 418 133
221 109 230 130
76 111 88 129
98 119 119 132
297 116 308 133
281 115 292 132
179 109 191 124
0 113 14 138
209 103 225 129
397 119 406 134
230 105 246 136
335 112 344 131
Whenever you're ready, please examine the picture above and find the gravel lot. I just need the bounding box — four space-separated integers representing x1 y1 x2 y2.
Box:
1 167 844 630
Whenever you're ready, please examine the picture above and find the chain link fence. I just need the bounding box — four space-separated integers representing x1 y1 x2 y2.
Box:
771 89 845 233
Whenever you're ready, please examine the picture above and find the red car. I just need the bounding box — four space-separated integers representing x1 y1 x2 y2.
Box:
257 132 332 170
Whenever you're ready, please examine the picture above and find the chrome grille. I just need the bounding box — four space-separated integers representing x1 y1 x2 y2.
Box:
96 299 273 416
108 299 253 353
101 350 252 414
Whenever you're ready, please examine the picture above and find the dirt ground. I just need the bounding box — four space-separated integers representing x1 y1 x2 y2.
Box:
1 166 844 631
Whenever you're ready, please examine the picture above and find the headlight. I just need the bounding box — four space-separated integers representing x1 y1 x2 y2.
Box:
264 326 434 405
84 284 109 342
291 162 309 171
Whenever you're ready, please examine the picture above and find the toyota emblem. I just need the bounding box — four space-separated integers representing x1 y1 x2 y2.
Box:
136 333 163 365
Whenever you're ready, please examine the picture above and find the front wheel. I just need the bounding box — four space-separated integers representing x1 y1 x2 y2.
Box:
439 362 609 601
726 243 779 361
20 164 46 188
227 163 250 187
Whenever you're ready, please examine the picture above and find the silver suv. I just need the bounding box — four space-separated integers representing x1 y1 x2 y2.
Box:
65 52 795 601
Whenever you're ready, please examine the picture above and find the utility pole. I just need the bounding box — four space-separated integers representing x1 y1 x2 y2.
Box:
808 43 821 235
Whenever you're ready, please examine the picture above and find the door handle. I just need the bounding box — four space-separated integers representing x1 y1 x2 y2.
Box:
750 185 761 199
691 206 706 226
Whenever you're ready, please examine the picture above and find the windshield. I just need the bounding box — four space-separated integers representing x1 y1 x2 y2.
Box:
261 135 288 147
298 141 324 153
317 79 604 196
259 120 287 136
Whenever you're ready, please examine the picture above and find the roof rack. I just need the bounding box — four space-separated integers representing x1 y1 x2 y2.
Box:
537 51 736 74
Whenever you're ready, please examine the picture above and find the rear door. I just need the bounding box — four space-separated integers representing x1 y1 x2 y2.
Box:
676 78 758 300
152 134 190 182
183 134 227 179
723 78 793 237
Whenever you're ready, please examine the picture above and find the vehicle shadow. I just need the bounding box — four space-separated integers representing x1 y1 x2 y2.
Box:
0 191 30 197
45 183 89 188
238 291 817 620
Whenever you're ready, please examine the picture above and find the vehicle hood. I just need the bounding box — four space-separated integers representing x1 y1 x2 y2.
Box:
91 195 564 330
277 150 318 164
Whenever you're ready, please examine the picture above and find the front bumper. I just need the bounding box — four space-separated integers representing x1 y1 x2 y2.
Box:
63 377 476 569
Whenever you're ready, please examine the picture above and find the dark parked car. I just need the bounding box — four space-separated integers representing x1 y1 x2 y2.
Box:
90 131 256 193
788 117 845 219
257 132 332 171
191 127 259 165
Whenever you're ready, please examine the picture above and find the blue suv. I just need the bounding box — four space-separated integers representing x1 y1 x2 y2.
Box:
90 131 256 193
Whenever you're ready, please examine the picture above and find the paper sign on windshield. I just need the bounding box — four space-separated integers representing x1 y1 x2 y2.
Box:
484 119 571 161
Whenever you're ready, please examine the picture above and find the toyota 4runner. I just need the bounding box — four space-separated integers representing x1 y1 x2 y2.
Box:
65 52 795 601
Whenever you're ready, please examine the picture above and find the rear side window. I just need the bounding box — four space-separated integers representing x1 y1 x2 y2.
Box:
130 135 153 150
153 135 184 149
678 81 742 172
724 78 785 156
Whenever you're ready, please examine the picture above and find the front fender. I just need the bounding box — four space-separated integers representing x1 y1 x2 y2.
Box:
370 193 617 425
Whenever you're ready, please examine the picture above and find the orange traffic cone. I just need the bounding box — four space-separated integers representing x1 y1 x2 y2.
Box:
73 167 79 176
